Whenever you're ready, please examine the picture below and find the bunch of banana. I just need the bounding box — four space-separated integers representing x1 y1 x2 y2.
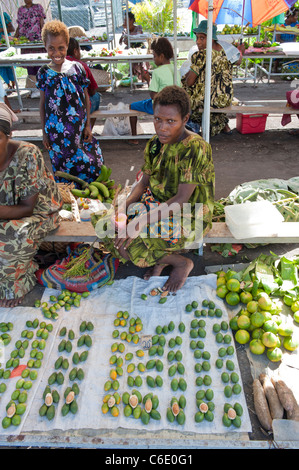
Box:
55 165 120 203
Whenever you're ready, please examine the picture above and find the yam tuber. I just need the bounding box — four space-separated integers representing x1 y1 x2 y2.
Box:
271 377 299 421
259 373 284 420
253 378 273 431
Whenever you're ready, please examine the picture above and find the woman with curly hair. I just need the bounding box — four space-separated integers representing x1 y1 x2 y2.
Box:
35 20 103 184
129 37 177 142
93 86 215 293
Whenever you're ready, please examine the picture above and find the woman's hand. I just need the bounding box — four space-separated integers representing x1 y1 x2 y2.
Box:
114 214 146 251
83 125 93 143
42 133 51 151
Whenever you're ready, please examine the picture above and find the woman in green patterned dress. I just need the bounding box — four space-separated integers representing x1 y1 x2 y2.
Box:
181 20 233 137
0 104 62 308
94 86 215 293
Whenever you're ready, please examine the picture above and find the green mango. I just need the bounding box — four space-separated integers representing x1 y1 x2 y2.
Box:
79 321 87 332
151 395 159 410
72 383 80 396
84 335 92 348
79 351 88 362
171 378 179 391
72 352 80 364
16 403 26 415
62 359 69 370
177 363 185 375
146 359 156 370
46 404 55 420
166 407 175 422
76 368 84 380
58 339 66 352
52 390 60 403
133 405 142 419
39 404 48 417
55 356 63 369
148 346 157 356
155 375 163 387
70 399 78 414
141 409 150 425
86 321 94 331
61 403 70 416
48 372 57 385
77 336 85 347
168 365 177 377
146 376 155 388
65 341 72 353
156 359 163 372
176 409 186 425
69 368 77 381
179 378 187 391
56 372 64 385
68 329 75 340
150 409 161 420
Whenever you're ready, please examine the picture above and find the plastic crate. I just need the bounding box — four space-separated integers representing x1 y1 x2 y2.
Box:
236 113 268 134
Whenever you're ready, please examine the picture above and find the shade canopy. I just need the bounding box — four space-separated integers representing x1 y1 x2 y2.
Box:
188 0 297 27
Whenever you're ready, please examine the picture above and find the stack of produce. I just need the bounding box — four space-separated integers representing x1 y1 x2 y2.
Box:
216 253 299 362
253 373 299 432
55 165 119 204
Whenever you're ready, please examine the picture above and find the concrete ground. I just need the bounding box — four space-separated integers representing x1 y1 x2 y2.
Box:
4 75 299 445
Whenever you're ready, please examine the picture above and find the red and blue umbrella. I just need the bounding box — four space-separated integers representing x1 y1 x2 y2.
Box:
189 0 297 26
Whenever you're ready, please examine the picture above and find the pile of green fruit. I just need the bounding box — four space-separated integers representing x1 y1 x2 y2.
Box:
216 269 299 362
55 164 119 203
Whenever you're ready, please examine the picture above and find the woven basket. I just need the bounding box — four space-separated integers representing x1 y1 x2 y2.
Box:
57 182 75 204
91 68 111 92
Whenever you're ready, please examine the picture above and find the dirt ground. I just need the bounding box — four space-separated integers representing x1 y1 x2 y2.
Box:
4 76 299 446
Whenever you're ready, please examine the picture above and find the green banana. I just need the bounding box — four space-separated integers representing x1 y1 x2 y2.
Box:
55 171 89 189
106 167 112 180
88 184 99 199
105 179 115 188
96 165 108 182
88 181 110 199
71 187 90 198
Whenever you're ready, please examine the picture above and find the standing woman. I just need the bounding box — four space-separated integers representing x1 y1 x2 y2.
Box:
0 11 16 89
181 20 233 137
36 20 103 184
14 0 46 97
0 103 62 308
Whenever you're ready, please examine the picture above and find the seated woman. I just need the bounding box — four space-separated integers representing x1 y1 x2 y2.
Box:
181 20 233 137
93 86 215 293
0 103 62 308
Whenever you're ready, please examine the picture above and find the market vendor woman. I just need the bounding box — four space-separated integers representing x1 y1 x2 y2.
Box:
0 103 62 308
93 86 215 292
181 20 233 136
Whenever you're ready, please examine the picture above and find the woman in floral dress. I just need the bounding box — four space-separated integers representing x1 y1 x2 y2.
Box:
0 104 62 308
36 20 103 184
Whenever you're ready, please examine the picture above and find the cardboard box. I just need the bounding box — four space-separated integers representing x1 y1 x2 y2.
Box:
236 113 268 134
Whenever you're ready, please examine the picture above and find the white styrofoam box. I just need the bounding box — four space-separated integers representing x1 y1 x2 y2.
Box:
224 200 284 239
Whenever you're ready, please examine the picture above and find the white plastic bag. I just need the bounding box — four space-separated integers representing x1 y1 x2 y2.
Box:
102 102 132 136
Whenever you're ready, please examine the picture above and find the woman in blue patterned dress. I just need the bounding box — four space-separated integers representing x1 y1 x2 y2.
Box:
36 20 103 184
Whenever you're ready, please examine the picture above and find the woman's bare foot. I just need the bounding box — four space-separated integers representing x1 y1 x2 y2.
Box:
0 296 24 308
143 263 169 281
159 254 194 293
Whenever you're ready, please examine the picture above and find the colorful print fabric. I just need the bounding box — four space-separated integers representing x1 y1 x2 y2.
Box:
182 48 233 136
36 62 103 184
0 142 62 300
